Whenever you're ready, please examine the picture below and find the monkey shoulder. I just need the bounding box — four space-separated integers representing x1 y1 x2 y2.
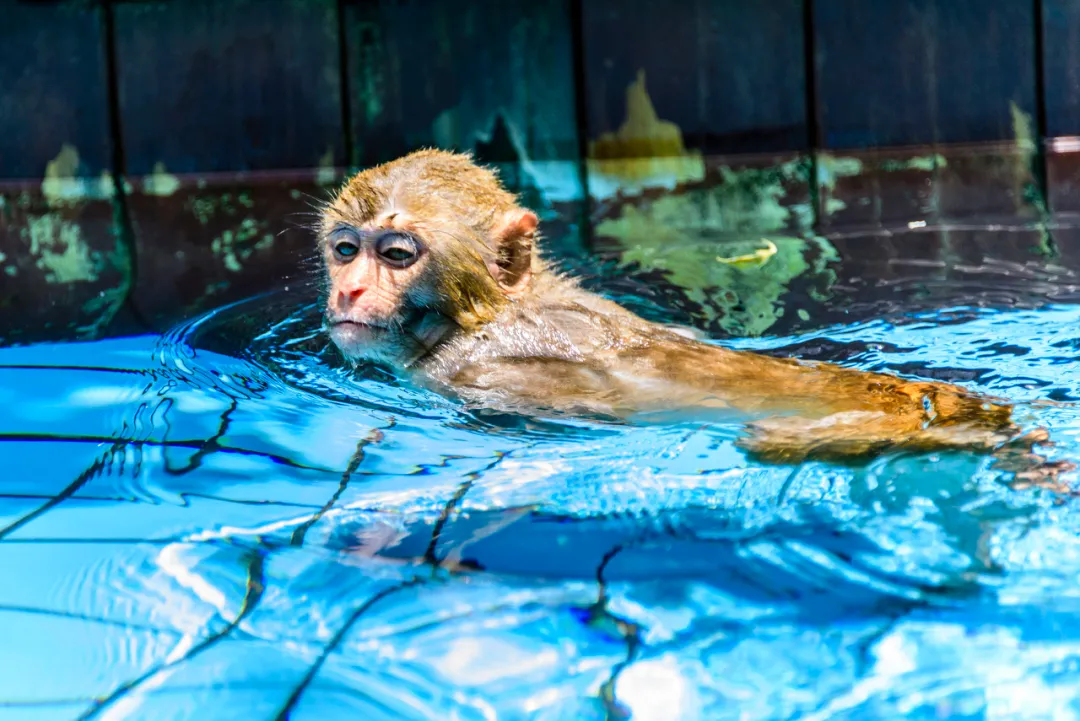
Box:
421 300 638 383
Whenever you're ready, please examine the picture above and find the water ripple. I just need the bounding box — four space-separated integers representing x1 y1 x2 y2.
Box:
6 281 1080 717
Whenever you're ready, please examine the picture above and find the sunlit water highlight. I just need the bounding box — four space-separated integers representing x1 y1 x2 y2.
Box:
4 284 1080 719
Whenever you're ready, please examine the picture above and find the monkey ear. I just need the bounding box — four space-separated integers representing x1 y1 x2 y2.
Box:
489 208 538 296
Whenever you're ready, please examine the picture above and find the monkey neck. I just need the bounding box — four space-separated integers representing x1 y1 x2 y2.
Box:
393 307 460 369
414 259 642 380
434 253 578 341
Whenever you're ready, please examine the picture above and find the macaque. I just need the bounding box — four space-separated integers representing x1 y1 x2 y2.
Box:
319 149 1070 482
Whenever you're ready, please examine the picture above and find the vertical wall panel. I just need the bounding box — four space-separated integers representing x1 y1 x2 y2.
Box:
580 0 829 338
583 1 703 154
584 0 807 158
814 0 1040 228
114 0 344 174
113 0 345 327
580 0 811 229
345 0 584 232
817 0 1035 148
700 1 809 155
0 2 112 180
1045 0 1080 138
0 1 128 344
1043 0 1080 215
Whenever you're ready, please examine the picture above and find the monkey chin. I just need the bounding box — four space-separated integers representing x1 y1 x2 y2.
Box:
329 321 398 365
329 319 441 370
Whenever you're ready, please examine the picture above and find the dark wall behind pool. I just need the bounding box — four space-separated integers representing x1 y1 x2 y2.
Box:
1 0 1078 345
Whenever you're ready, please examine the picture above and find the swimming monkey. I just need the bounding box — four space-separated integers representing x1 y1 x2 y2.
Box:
319 150 1070 485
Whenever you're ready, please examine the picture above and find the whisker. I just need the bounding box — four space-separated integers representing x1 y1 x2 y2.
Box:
294 188 338 214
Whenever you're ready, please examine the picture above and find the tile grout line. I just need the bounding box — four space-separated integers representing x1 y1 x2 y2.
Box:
75 549 267 721
290 421 394 547
271 579 422 721
0 440 128 541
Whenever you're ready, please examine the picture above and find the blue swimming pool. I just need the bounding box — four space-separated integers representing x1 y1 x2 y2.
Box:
4 252 1080 719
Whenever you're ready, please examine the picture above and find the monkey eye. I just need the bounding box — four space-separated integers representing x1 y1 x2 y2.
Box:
331 233 361 262
374 232 421 268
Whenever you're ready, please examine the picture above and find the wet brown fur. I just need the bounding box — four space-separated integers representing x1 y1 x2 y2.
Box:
321 150 1070 478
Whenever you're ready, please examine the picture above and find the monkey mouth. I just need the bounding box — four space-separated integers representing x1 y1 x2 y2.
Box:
328 320 387 356
327 317 393 332
327 318 393 350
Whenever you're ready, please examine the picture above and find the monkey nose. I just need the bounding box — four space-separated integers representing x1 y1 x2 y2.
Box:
338 286 367 306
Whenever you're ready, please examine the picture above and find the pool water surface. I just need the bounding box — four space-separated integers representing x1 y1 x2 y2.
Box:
4 237 1080 719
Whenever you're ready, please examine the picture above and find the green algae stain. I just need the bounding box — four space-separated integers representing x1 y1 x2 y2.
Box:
817 151 949 221
1010 100 1048 219
816 154 863 216
210 217 273 273
879 155 946 173
212 230 243 272
186 191 274 272
599 159 814 241
190 196 218 225
41 145 111 207
143 161 181 197
1011 101 1036 156
41 145 82 205
189 193 246 225
25 213 98 283
1008 100 1053 255
712 159 814 234
28 145 111 285
596 189 839 336
29 145 132 332
817 157 859 215
818 155 863 184
316 146 337 186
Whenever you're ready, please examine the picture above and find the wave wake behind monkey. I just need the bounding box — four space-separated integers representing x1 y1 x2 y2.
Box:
318 149 1072 485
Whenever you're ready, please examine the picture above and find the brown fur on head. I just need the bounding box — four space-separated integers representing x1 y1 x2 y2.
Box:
320 149 540 368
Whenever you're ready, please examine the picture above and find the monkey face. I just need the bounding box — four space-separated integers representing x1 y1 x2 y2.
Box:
319 150 541 369
323 224 454 367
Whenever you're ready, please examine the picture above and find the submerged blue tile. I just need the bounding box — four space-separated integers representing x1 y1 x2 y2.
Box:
3 272 1080 719
0 610 180 704
0 705 91 721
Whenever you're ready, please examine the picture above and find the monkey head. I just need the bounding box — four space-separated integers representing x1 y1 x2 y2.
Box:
319 149 539 368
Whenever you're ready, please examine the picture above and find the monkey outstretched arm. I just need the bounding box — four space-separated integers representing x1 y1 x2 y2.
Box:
735 410 1011 464
446 342 1051 473
432 311 1040 460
